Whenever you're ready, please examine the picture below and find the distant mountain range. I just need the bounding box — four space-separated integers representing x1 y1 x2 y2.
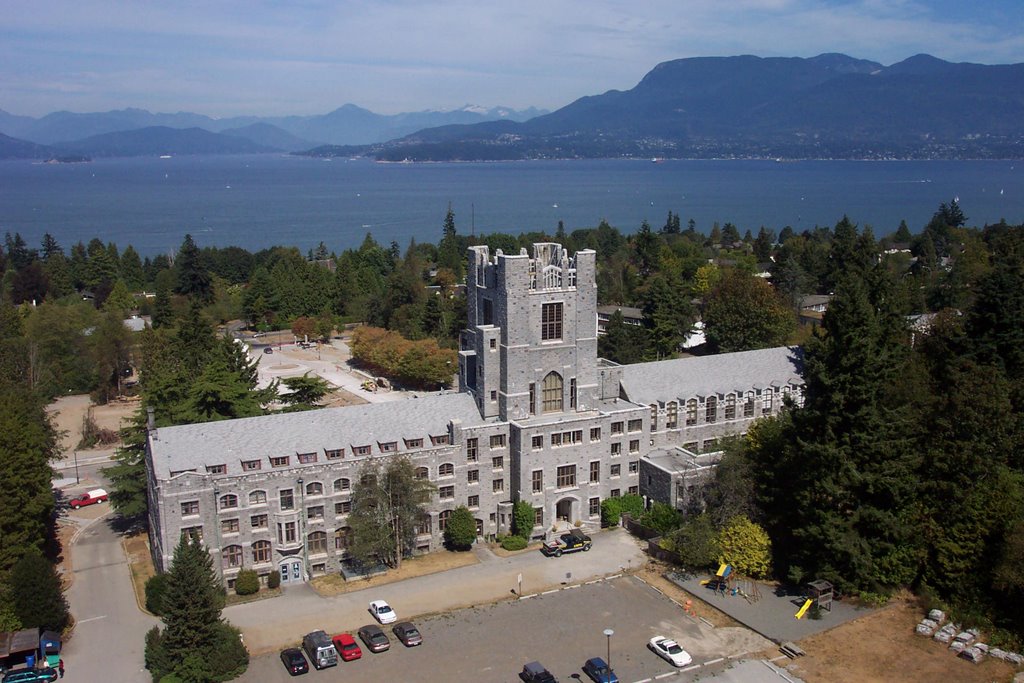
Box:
4 53 1024 161
378 53 1024 161
0 103 547 158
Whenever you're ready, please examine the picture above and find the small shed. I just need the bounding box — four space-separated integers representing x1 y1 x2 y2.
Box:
0 628 39 669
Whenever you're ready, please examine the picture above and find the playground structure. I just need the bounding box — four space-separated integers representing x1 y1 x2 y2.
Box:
795 579 834 619
701 563 762 604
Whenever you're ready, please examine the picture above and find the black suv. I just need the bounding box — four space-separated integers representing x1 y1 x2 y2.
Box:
521 661 557 682
541 528 592 557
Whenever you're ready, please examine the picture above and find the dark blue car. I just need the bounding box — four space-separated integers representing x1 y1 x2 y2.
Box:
582 657 619 683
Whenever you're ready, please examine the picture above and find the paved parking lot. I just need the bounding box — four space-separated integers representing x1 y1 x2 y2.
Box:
239 575 770 683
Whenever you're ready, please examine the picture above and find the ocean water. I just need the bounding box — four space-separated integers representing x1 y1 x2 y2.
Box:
1 155 1022 257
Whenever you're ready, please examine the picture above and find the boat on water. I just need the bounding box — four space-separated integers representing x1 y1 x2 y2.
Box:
159 155 172 159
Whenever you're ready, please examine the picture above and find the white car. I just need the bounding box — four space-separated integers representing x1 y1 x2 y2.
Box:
649 636 692 667
368 600 397 624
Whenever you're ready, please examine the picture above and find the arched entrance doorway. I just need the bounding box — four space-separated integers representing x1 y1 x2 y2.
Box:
554 497 577 528
279 558 304 584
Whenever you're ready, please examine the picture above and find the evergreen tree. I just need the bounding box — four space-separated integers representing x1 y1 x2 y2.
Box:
893 219 912 243
10 548 68 632
753 227 775 262
68 242 88 290
42 252 73 299
175 234 213 303
443 506 477 550
437 205 464 282
120 245 146 290
0 382 59 572
280 374 331 409
769 269 919 591
597 310 648 365
639 274 695 359
3 232 34 271
102 409 150 526
10 261 49 305
102 279 135 315
242 266 274 327
85 237 118 302
151 278 174 329
176 300 217 379
40 233 62 261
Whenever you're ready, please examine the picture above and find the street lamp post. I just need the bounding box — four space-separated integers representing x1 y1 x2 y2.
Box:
73 450 80 485
603 628 614 680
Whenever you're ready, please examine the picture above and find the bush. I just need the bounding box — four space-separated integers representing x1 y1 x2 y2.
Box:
664 514 720 571
500 535 528 551
639 502 684 535
512 500 535 539
234 569 259 596
444 506 477 550
267 570 280 589
601 494 645 526
717 515 772 579
145 573 169 615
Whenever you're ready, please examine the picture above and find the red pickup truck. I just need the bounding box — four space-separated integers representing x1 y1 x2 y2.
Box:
69 488 108 509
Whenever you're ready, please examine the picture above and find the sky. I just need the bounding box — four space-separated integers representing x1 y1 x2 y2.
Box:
2 0 1023 119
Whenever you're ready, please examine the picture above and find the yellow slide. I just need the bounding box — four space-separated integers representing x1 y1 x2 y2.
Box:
795 599 812 619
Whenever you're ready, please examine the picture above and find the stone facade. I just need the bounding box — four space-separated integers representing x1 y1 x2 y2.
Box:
147 242 803 587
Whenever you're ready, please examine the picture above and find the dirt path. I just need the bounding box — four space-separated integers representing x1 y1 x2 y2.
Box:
47 394 139 457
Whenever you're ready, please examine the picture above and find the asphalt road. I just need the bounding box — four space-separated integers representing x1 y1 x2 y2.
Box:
238 575 768 683
60 504 158 682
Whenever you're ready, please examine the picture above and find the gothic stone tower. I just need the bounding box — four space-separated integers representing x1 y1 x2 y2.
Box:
459 243 598 421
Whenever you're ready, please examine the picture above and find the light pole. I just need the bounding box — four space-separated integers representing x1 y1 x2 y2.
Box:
603 628 614 680
73 450 80 484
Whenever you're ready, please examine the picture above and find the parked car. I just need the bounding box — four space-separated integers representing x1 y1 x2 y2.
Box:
582 657 619 683
358 624 391 653
541 528 592 557
648 636 692 667
2 669 59 683
368 599 397 624
279 648 308 676
263 347 273 354
301 630 338 669
521 660 557 682
68 488 108 509
331 632 362 661
392 621 422 647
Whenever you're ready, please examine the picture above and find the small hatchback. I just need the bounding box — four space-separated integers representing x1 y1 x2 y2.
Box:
279 647 308 676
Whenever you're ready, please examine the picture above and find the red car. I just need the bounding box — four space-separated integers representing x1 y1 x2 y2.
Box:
69 488 108 509
332 633 362 661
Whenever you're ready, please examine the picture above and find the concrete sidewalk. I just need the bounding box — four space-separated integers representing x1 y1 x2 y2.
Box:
225 528 647 654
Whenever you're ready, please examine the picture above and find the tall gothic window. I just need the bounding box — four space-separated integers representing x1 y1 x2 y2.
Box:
542 372 563 413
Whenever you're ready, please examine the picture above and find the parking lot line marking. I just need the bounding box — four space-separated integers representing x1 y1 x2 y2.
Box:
655 672 677 679
518 593 538 600
681 664 701 671
585 579 601 584
77 615 107 624
703 657 724 666
606 573 622 580
633 678 653 683
541 589 559 595
564 584 580 589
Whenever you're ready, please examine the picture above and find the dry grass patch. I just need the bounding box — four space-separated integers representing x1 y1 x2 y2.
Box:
635 562 744 629
783 598 1019 683
310 550 479 597
124 532 156 613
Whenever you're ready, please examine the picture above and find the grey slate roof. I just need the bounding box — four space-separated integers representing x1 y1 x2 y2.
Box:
619 346 803 405
149 392 488 479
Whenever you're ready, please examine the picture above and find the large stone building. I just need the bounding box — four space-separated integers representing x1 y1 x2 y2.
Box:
146 243 803 588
